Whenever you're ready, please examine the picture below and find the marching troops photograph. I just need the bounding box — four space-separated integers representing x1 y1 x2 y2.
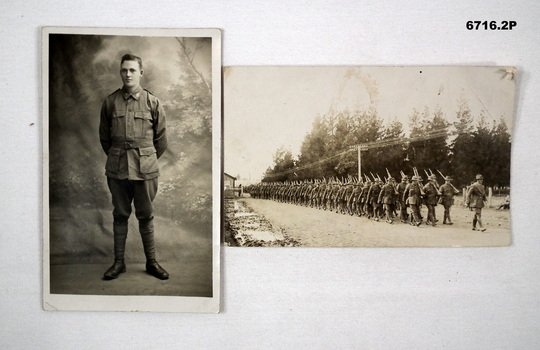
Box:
243 169 493 231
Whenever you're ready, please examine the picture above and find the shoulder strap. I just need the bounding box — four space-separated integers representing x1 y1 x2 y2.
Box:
474 183 486 196
108 88 121 97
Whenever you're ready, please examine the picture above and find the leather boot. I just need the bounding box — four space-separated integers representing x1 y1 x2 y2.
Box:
103 260 127 280
146 259 169 280
140 218 169 280
477 217 486 232
104 220 127 280
447 213 453 225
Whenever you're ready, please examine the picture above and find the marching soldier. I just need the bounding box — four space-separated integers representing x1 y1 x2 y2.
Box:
403 176 423 226
466 174 488 231
396 175 409 223
378 177 398 223
347 182 361 216
422 175 440 226
368 179 383 221
439 176 460 225
361 180 372 218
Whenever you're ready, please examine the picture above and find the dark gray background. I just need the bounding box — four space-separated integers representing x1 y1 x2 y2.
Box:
2 0 539 349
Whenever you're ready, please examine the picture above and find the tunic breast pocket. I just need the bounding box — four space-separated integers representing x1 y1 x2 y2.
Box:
111 110 126 138
134 111 153 139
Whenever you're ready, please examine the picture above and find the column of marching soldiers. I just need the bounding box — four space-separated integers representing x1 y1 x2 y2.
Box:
244 169 462 227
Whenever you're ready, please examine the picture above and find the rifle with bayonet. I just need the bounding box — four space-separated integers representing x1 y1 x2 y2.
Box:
437 169 460 193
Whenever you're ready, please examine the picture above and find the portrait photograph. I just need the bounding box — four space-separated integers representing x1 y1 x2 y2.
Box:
42 27 221 313
224 66 515 248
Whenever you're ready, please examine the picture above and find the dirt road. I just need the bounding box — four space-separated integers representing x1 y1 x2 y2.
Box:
226 198 510 247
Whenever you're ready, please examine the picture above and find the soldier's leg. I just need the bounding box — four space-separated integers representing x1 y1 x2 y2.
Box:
476 209 486 231
133 178 169 280
426 205 435 226
385 204 393 223
400 203 408 223
472 209 478 230
444 204 452 224
409 205 414 225
104 178 134 280
410 205 418 225
442 207 447 224
363 202 369 218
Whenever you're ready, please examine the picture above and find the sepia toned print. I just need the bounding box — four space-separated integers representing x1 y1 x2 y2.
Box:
43 27 221 313
224 66 515 247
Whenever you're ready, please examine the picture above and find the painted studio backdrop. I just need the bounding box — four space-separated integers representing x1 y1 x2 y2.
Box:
47 34 213 297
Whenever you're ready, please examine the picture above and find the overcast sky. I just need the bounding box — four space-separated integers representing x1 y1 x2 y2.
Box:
224 66 516 182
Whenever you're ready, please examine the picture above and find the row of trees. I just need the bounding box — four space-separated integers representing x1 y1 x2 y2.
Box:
262 99 511 189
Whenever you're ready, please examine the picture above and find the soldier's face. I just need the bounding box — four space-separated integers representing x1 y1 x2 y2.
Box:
120 60 143 89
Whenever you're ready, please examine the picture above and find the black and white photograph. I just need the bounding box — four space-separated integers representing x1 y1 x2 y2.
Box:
225 66 515 247
42 27 221 312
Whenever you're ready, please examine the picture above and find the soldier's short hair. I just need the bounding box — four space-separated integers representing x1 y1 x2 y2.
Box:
121 54 143 70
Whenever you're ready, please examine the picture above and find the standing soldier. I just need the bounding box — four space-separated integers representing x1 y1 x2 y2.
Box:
396 175 409 223
439 176 460 225
404 176 423 226
99 54 169 280
378 177 398 224
423 175 440 226
466 174 488 231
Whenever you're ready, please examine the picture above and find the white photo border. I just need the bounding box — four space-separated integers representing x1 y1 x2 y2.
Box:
42 26 221 313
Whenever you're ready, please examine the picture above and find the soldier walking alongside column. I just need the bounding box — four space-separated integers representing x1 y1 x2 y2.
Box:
466 174 488 231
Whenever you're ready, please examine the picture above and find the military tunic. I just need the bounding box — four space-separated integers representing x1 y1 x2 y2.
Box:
467 182 487 209
99 86 167 221
100 86 167 180
422 182 439 225
404 182 422 225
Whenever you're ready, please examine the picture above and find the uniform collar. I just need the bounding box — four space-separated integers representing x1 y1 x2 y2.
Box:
122 86 142 100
